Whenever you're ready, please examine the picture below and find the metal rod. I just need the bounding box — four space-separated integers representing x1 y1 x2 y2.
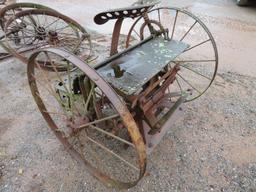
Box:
183 39 211 53
179 21 197 42
157 9 161 23
89 125 135 148
170 10 178 41
94 35 153 69
86 135 139 171
132 29 141 39
42 110 67 117
79 114 120 129
179 65 212 80
33 64 69 116
177 73 201 94
176 78 183 92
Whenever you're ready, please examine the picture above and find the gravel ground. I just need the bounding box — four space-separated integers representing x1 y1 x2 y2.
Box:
0 0 256 192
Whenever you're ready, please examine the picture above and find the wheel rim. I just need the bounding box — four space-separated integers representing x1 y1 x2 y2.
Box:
3 9 92 67
126 7 218 102
27 48 146 189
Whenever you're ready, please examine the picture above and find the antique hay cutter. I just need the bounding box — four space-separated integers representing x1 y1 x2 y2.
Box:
0 0 218 189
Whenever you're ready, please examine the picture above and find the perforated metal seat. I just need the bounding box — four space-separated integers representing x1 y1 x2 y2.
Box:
94 3 156 25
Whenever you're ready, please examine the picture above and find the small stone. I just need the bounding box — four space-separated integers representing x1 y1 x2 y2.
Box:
18 168 23 175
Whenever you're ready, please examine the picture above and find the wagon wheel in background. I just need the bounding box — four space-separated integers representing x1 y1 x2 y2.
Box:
3 9 91 71
126 7 218 102
27 48 146 189
0 3 55 60
0 2 55 30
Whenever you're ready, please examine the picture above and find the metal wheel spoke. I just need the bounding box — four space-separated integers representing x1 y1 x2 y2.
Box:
42 13 47 27
132 28 141 39
32 74 56 96
79 114 120 129
55 25 71 32
34 13 41 27
44 17 60 29
6 35 35 40
177 73 202 94
89 125 135 148
66 60 76 115
183 39 211 53
42 110 67 117
170 10 178 40
157 9 161 23
32 71 68 115
86 135 139 171
58 32 79 37
24 14 37 28
80 132 102 167
83 82 96 112
179 21 197 42
19 28 35 35
175 78 183 92
179 64 212 81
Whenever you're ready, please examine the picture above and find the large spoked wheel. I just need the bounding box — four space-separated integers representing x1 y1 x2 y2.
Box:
126 7 218 102
27 48 146 189
0 3 54 61
3 9 91 68
0 2 54 30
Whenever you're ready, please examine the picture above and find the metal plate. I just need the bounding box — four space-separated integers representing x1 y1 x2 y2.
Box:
98 37 189 95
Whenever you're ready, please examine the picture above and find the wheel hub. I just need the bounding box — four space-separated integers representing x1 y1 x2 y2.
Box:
36 26 46 40
48 30 60 45
66 116 89 134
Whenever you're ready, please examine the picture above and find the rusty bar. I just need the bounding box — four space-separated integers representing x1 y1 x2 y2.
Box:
110 18 124 56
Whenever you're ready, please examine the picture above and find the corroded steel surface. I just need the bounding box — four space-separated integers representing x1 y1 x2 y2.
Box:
98 37 188 95
143 93 187 154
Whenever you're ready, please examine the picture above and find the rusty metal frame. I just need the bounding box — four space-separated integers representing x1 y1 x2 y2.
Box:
28 47 147 189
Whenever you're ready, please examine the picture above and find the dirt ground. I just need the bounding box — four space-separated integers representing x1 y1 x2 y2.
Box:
0 0 256 192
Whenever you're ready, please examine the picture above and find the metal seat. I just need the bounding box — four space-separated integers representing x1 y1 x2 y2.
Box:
94 3 156 25
97 36 189 95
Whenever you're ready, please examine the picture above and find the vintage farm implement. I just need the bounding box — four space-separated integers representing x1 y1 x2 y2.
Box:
0 0 218 189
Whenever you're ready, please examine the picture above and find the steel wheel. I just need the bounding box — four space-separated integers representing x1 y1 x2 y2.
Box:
27 48 146 189
126 7 218 102
0 3 57 61
0 2 54 30
3 9 92 67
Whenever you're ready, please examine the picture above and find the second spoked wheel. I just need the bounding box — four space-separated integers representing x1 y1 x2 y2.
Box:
126 7 218 102
27 48 146 189
3 8 91 67
0 2 55 30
